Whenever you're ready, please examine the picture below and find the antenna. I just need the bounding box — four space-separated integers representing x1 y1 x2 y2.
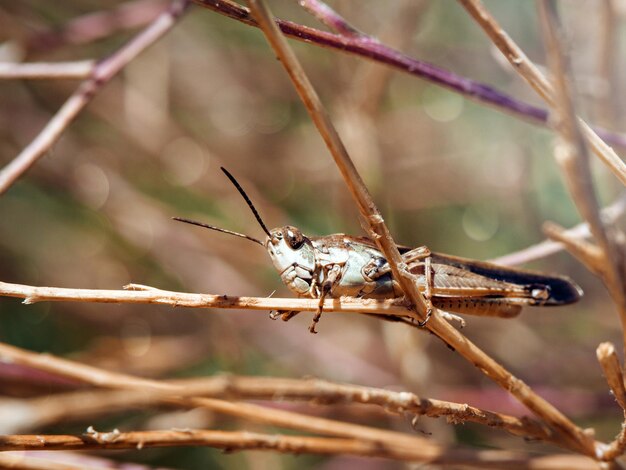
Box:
172 217 264 246
220 167 272 238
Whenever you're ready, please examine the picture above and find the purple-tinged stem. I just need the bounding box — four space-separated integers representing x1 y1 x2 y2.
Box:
192 0 626 150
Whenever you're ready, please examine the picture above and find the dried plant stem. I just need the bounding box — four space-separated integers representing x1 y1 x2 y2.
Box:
0 429 439 461
597 0 618 127
0 280 410 317
596 343 626 411
596 343 626 461
490 195 626 267
190 0 626 150
298 0 363 37
0 0 190 196
537 1 626 350
543 222 605 276
1 374 551 442
246 0 595 457
537 4 626 463
0 446 600 470
0 342 442 460
458 0 626 187
0 61 95 80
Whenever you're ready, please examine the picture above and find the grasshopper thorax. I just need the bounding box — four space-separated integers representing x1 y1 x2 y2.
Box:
265 226 316 277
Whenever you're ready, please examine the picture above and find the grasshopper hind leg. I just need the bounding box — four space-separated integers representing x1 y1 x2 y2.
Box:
269 310 301 321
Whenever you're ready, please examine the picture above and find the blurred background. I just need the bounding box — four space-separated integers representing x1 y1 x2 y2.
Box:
1 0 625 468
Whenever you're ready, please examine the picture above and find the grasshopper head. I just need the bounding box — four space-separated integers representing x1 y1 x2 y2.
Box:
266 226 316 275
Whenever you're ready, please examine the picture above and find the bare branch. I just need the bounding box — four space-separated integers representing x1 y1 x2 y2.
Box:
596 343 626 411
0 373 551 442
0 430 601 468
537 0 626 348
0 280 411 317
458 0 626 187
596 0 618 127
0 429 438 461
298 0 364 37
0 342 442 459
491 195 626 267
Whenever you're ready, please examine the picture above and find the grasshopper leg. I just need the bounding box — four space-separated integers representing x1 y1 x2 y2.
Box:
269 310 301 321
309 264 342 334
417 255 434 327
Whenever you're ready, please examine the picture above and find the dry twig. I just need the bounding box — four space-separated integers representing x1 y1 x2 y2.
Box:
536 1 626 350
0 372 551 442
0 430 600 468
458 0 626 187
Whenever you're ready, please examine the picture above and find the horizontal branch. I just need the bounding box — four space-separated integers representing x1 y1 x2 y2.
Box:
1 373 551 442
0 281 410 317
0 429 600 468
0 429 438 461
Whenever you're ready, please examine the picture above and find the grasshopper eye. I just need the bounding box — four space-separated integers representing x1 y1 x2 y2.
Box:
283 226 304 250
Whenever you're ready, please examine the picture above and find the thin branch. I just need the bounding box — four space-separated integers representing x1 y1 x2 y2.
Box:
0 280 411 317
537 0 626 349
458 0 626 187
0 0 190 196
0 342 443 460
245 0 595 457
596 343 626 461
190 0 626 151
0 61 95 80
298 0 364 37
0 429 441 462
596 343 626 411
543 222 605 276
23 0 169 53
0 373 552 442
490 195 626 267
597 0 618 127
0 430 601 468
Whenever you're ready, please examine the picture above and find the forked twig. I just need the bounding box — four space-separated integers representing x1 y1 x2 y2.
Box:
491 195 626 267
458 0 626 187
537 1 626 349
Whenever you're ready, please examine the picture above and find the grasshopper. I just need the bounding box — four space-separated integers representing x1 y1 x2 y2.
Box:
174 168 582 333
